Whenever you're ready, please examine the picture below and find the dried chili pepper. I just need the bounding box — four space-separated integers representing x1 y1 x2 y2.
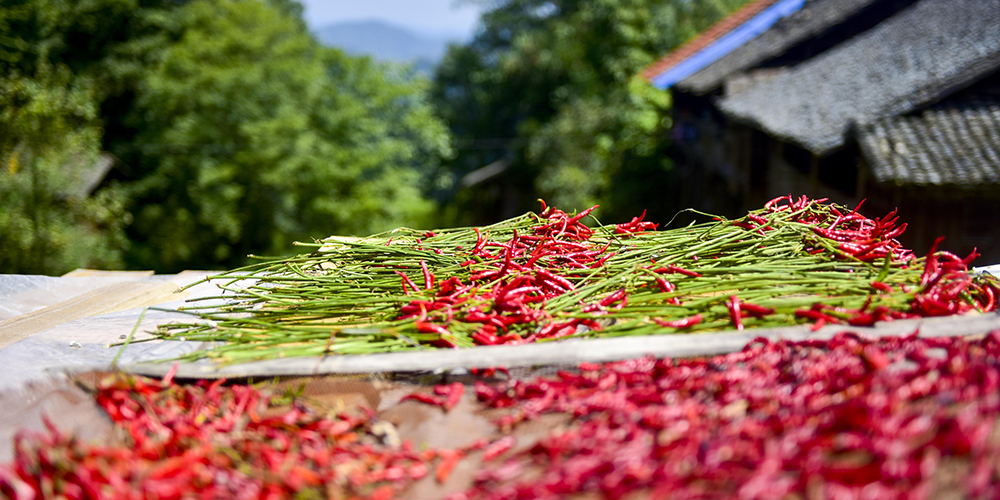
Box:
395 271 420 296
481 436 517 463
401 392 448 407
653 314 703 329
433 382 465 412
455 332 1000 500
2 374 461 500
726 295 744 330
420 260 434 290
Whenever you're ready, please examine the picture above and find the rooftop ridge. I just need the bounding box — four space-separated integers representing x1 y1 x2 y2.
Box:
641 0 804 88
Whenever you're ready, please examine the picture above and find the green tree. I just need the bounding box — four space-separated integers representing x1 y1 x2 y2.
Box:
0 0 162 274
434 0 748 223
118 0 452 272
0 66 129 274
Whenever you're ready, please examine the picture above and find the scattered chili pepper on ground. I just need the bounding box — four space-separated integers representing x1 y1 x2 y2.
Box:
404 382 467 412
0 375 453 500
456 331 1000 500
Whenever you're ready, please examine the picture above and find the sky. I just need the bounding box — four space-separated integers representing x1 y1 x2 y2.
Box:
297 0 488 39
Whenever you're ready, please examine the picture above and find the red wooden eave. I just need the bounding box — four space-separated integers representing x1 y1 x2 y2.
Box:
641 0 782 82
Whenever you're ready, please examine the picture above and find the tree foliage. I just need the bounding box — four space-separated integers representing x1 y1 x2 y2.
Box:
1 0 452 274
0 0 161 274
434 0 749 224
117 0 451 272
1 0 748 274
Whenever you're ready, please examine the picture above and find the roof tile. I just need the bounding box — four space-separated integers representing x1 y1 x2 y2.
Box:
858 97 1000 186
718 0 1000 155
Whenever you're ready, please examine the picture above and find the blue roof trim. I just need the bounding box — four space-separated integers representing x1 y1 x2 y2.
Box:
650 0 807 90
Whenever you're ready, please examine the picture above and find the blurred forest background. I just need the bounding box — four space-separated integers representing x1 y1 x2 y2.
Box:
0 0 747 275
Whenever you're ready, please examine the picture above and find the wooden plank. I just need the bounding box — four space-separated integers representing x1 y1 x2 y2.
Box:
62 269 155 278
0 281 187 350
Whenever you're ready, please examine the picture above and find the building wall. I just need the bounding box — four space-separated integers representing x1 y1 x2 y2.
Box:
862 176 1000 264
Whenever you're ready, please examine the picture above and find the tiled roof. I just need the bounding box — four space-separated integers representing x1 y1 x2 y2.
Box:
858 97 1000 186
718 0 1000 155
640 0 782 82
676 0 878 95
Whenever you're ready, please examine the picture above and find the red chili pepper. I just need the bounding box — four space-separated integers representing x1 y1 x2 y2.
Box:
854 240 890 260
848 311 877 326
653 314 703 329
669 264 701 277
615 210 658 235
435 450 463 483
457 331 1000 499
469 270 501 282
432 382 465 411
726 295 744 330
567 205 599 224
437 277 463 295
587 252 615 268
982 285 996 312
481 436 517 462
445 383 464 411
764 195 791 212
395 271 419 295
536 268 575 291
415 319 450 335
654 277 674 294
794 308 838 329
861 344 890 370
652 265 702 278
162 362 179 386
419 260 434 290
882 222 907 239
871 281 893 293
497 333 524 344
472 329 499 345
920 236 946 286
851 198 866 214
401 392 448 407
473 228 487 255
599 289 627 307
739 301 775 318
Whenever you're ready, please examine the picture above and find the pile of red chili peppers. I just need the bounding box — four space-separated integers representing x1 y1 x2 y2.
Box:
160 195 999 360
452 331 1000 500
739 195 994 330
397 203 639 347
395 195 997 345
0 368 453 500
750 195 915 263
7 331 1000 499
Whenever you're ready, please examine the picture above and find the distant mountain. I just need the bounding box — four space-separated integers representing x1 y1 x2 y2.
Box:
314 21 457 73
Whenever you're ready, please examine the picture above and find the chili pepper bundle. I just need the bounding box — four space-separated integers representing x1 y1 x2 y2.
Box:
152 196 999 363
454 331 1000 500
0 371 451 500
